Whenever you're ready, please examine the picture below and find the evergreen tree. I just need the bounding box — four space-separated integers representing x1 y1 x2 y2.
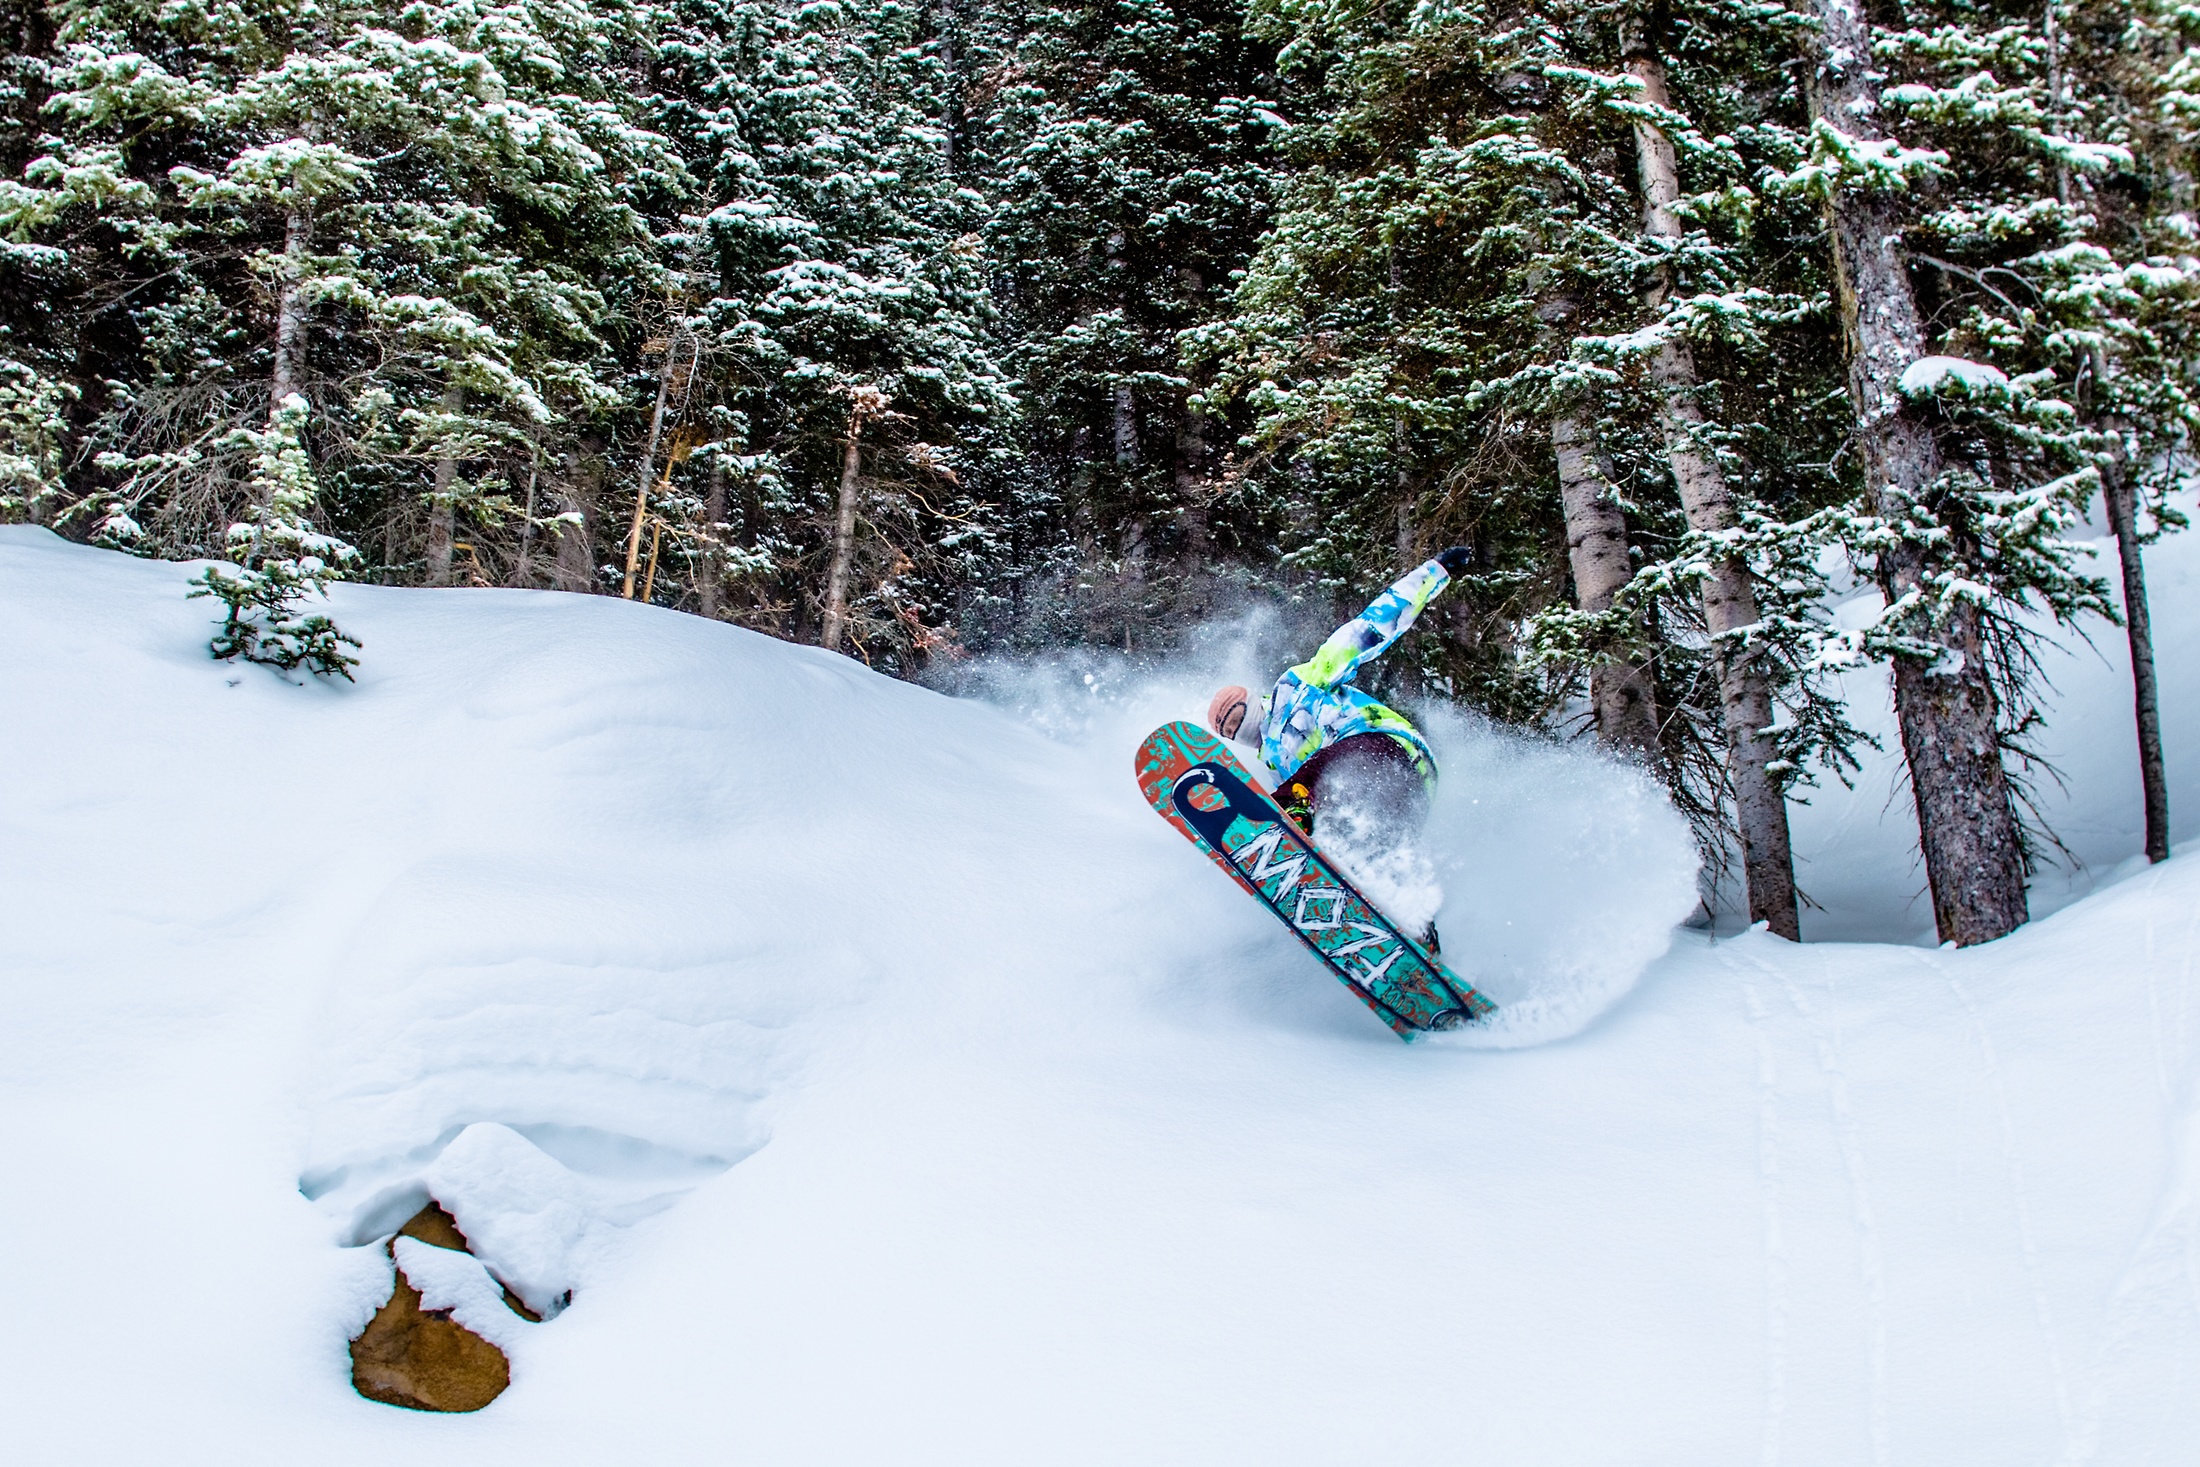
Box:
651 0 1014 667
187 390 361 676
977 0 1282 648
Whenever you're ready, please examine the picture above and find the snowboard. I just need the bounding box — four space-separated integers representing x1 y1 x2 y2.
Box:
1135 719 1497 1040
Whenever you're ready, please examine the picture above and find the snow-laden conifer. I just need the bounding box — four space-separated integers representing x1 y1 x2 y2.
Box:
188 392 361 677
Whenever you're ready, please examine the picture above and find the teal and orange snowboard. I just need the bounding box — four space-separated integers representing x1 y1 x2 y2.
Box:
1135 720 1497 1040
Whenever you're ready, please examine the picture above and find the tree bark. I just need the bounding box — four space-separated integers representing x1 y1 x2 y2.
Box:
1174 265 1213 613
2104 459 2171 862
1113 383 1139 467
1804 0 2027 945
510 435 540 588
820 422 864 652
1625 27 1799 938
700 453 728 620
270 205 312 417
424 381 462 586
551 438 601 594
1539 289 1659 755
623 333 681 599
239 202 313 568
1554 408 1660 754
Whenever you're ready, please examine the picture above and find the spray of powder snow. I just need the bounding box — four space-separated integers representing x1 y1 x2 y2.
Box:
942 613 1702 1047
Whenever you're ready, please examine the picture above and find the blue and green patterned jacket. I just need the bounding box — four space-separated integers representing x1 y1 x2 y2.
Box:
1260 558 1451 790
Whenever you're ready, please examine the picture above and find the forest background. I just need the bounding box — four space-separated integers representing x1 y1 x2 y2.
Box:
3 0 2196 947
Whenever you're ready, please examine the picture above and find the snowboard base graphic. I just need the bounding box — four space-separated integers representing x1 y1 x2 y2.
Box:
1135 720 1497 1040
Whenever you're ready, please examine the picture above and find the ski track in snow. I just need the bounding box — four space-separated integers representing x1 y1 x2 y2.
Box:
1925 951 2074 1438
1760 949 1892 1467
2059 870 2200 1467
1733 961 1790 1467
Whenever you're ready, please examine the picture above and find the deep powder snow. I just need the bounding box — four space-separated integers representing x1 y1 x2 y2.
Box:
3 524 2198 1465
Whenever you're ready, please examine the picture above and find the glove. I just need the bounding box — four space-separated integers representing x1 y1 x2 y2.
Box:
1434 545 1474 574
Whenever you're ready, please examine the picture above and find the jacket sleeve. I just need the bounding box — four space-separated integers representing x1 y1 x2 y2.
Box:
1291 558 1451 690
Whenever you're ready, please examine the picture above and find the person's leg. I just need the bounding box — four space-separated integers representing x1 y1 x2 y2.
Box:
1304 736 1442 946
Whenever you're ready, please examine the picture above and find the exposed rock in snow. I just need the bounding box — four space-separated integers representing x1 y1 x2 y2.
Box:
349 1206 516 1413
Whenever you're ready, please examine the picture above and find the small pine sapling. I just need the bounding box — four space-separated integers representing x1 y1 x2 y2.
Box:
188 394 362 679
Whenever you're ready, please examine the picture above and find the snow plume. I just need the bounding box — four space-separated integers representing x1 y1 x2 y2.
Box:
1417 709 1700 1048
942 614 1701 1047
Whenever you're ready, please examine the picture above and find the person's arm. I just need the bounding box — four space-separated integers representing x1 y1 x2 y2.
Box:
1292 550 1469 690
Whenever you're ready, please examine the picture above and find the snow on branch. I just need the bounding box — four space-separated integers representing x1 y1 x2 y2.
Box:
1770 120 1948 197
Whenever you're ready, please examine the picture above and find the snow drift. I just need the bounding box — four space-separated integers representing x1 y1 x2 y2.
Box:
2 524 2197 1464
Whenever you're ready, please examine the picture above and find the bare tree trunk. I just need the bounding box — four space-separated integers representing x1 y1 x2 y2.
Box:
270 206 312 416
1113 384 1139 467
510 434 540 588
551 438 601 593
1174 400 1208 549
1174 265 1213 615
238 202 314 569
2104 459 2171 862
1625 28 1799 938
623 337 680 599
1805 0 2027 945
424 381 462 586
700 453 728 620
1539 288 1658 754
1554 409 1660 754
820 423 864 652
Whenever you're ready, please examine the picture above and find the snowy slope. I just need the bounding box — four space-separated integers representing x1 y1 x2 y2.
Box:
3 524 2197 1465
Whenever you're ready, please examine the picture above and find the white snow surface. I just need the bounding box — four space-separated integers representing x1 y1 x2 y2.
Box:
3 523 2198 1463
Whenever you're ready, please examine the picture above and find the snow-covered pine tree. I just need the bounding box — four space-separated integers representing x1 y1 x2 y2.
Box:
1611 6 1800 936
651 0 1014 666
2028 0 2199 865
1783 0 2130 943
188 391 361 676
0 354 71 526
976 0 1283 648
7 0 677 601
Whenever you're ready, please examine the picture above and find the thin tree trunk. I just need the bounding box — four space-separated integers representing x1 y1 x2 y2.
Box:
1539 289 1659 755
1113 384 1139 467
510 435 540 588
1625 27 1799 938
425 381 462 586
270 206 312 416
1554 408 1660 754
820 423 864 652
623 335 680 599
2104 459 2171 862
1805 0 2027 945
551 437 602 594
241 202 314 568
1174 399 1208 550
700 453 728 620
1175 265 1212 614
937 0 959 172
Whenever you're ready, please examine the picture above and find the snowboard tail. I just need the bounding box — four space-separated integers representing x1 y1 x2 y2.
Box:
1135 720 1497 1040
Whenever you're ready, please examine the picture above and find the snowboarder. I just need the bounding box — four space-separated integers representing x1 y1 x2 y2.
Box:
1206 547 1474 945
